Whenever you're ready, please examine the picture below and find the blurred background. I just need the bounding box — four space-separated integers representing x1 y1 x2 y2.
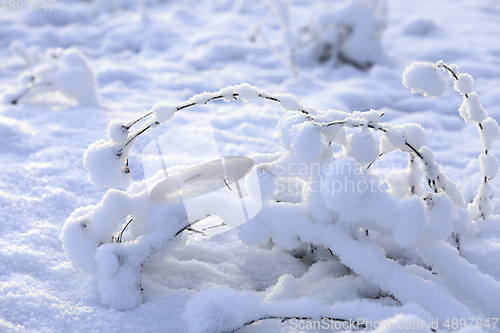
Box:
1 0 499 185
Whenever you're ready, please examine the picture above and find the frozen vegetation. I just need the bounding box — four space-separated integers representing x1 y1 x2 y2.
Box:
1 0 500 332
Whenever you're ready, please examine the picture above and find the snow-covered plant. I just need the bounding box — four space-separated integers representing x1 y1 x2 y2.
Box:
62 62 500 329
403 61 500 223
3 47 99 106
249 0 388 74
249 0 298 76
299 0 388 69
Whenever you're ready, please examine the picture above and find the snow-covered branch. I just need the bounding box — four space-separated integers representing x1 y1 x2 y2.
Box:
3 48 99 106
62 61 500 325
404 60 500 220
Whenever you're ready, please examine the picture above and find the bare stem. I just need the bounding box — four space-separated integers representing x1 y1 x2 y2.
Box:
441 63 468 98
112 218 134 243
228 316 367 333
123 92 311 148
11 82 52 105
440 62 495 219
118 86 445 198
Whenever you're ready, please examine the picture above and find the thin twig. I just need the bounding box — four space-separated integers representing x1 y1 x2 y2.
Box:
249 12 273 42
228 316 367 333
440 62 495 219
201 221 227 231
124 122 159 148
126 112 152 129
367 153 384 169
223 179 232 190
112 218 134 243
11 82 52 104
441 64 468 98
174 214 212 237
123 92 311 148
404 141 424 160
118 87 442 197
111 214 212 244
441 64 458 81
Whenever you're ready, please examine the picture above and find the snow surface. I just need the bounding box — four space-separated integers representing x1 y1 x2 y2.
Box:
1 0 500 332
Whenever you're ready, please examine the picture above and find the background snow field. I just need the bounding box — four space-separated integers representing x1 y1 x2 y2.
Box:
1 0 500 332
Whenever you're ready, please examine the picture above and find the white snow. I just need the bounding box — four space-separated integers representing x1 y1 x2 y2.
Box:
150 102 177 124
480 117 500 151
107 120 129 144
479 153 499 179
346 131 380 164
454 73 474 95
83 140 131 189
289 121 323 161
1 1 500 332
402 61 447 98
461 93 488 124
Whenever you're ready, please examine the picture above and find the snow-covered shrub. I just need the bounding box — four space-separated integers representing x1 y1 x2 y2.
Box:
301 0 388 69
3 47 99 106
62 64 500 329
250 0 388 74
